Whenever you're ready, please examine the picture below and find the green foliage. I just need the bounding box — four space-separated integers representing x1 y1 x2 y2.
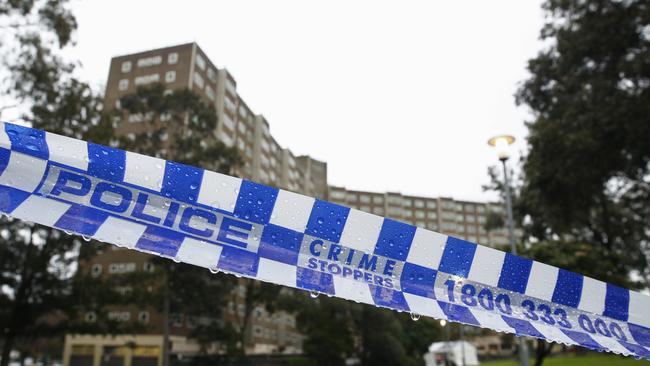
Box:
294 297 356 366
515 0 650 289
0 0 119 364
282 291 437 366
115 83 245 355
396 314 441 366
118 83 242 171
483 2 650 365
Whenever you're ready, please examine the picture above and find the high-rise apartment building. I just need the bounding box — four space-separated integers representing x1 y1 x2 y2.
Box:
327 186 517 250
103 43 327 198
64 42 519 366
65 43 318 366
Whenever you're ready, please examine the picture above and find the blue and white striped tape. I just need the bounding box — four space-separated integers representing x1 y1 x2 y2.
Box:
0 121 648 359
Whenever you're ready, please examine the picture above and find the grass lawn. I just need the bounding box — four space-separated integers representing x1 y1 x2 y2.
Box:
482 353 649 366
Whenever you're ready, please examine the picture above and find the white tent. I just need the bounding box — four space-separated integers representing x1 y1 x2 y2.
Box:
424 341 480 366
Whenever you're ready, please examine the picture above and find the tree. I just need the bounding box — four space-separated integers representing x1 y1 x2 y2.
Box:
353 306 418 366
515 0 650 286
116 83 242 363
0 1 117 364
228 279 283 355
282 290 430 366
286 296 356 366
396 313 441 366
497 0 650 365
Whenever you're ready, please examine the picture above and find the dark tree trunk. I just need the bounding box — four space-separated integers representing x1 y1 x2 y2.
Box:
162 271 170 366
534 339 553 366
1 229 35 366
1 328 16 366
239 281 255 356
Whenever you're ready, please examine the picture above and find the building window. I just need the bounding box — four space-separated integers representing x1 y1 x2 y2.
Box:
108 263 136 274
415 211 425 219
207 68 217 82
138 311 150 324
442 201 456 210
172 314 183 327
388 207 402 216
330 190 345 200
426 200 437 209
373 207 384 215
224 96 236 113
238 284 247 297
143 262 155 272
372 196 384 204
442 222 456 231
121 61 132 73
137 55 162 68
225 80 236 95
195 54 206 70
91 263 102 277
442 212 455 221
168 52 178 64
85 312 97 323
108 311 130 322
237 122 247 134
165 71 176 83
414 200 425 208
239 105 248 119
118 79 129 91
127 112 153 124
427 211 437 219
205 86 215 101
134 73 160 85
193 72 204 89
223 115 236 131
359 195 371 204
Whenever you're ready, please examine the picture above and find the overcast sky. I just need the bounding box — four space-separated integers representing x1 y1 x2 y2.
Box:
48 1 546 202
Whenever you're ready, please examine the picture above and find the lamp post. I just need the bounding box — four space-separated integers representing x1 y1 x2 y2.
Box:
440 320 450 366
487 135 529 366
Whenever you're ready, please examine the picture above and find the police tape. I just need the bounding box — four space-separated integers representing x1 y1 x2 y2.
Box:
0 121 648 359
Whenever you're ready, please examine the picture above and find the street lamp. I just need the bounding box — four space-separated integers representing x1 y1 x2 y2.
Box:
487 135 529 366
440 320 450 366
